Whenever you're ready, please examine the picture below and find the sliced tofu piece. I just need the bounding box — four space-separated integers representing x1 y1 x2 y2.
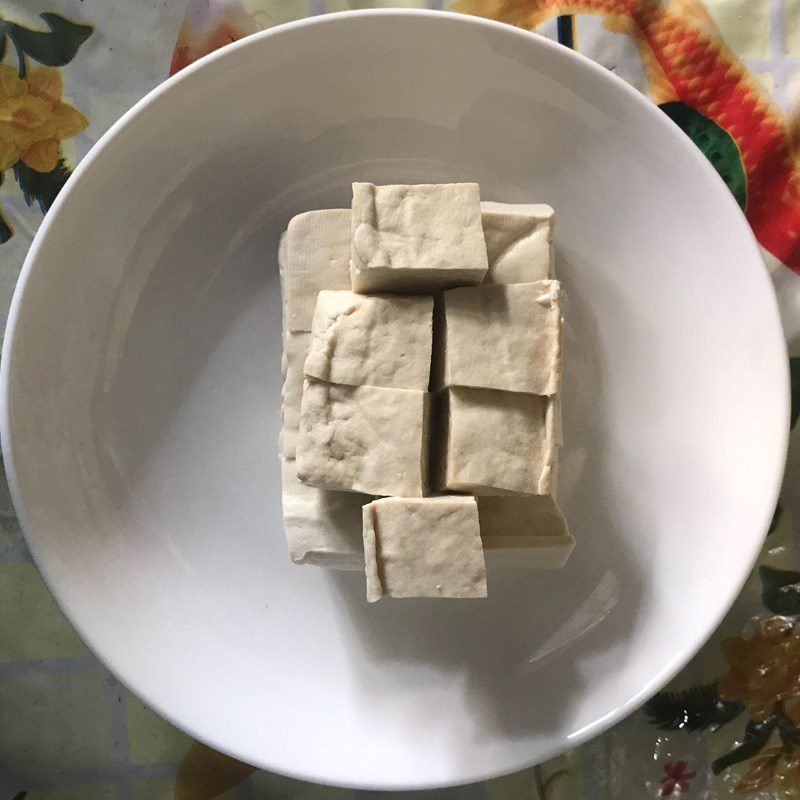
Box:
286 209 352 331
281 459 368 569
278 231 289 334
304 290 433 390
442 387 556 496
554 318 564 444
297 378 430 496
480 202 554 284
363 496 487 601
441 280 562 395
350 183 488 293
478 495 574 568
282 331 310 458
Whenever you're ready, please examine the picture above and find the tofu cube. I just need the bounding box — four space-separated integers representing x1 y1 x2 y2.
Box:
304 290 433 390
282 459 369 569
350 183 488 293
297 378 430 497
281 331 310 458
480 202 555 284
441 281 562 395
286 209 352 331
442 387 556 496
363 496 487 601
478 495 575 568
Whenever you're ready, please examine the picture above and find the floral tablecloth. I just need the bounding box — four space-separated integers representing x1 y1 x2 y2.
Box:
2 0 800 797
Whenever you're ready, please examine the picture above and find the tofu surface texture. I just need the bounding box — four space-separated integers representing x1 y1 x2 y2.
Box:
443 387 556 495
363 496 487 601
478 495 574 568
297 378 429 497
281 459 369 569
350 183 488 293
282 331 310 458
304 290 433 390
286 209 352 331
442 280 562 395
480 202 554 284
278 230 289 334
281 192 572 582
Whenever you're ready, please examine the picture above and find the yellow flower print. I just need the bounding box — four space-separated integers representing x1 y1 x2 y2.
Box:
0 62 87 173
718 617 800 723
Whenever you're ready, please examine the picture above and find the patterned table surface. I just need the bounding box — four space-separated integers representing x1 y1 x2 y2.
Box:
2 1 800 798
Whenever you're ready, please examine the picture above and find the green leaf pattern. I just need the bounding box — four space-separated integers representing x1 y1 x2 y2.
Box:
760 566 800 616
711 719 777 775
1 13 93 71
644 683 744 731
659 101 748 210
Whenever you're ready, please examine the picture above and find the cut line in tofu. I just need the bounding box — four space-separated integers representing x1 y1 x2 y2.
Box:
304 290 433 390
440 281 562 395
285 209 352 331
428 294 447 392
442 387 557 496
350 183 488 293
480 202 554 285
297 378 430 497
478 495 574 569
363 496 487 601
281 331 310 459
281 458 369 569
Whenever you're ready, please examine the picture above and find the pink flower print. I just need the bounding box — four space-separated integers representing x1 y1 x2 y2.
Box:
660 761 697 795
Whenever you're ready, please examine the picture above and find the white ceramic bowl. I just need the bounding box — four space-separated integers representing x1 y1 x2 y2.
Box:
0 9 788 790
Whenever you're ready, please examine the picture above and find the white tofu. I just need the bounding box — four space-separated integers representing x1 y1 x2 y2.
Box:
350 183 488 293
442 387 556 496
480 202 555 284
286 209 352 331
554 394 563 447
297 378 430 497
304 290 433 390
281 464 570 574
279 230 288 267
363 496 487 601
478 495 574 568
554 318 564 445
441 281 562 395
281 459 368 569
282 332 310 458
278 230 288 335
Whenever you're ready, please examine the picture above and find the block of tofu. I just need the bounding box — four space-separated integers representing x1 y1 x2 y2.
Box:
442 387 556 495
281 332 310 458
350 183 488 292
478 495 574 568
363 496 487 601
441 281 562 395
480 202 555 284
304 290 433 390
297 378 430 496
285 209 352 331
281 459 368 569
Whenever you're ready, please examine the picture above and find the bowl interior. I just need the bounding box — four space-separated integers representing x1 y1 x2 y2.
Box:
2 10 787 790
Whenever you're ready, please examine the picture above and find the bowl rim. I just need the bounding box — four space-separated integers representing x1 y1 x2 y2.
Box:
0 7 790 790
